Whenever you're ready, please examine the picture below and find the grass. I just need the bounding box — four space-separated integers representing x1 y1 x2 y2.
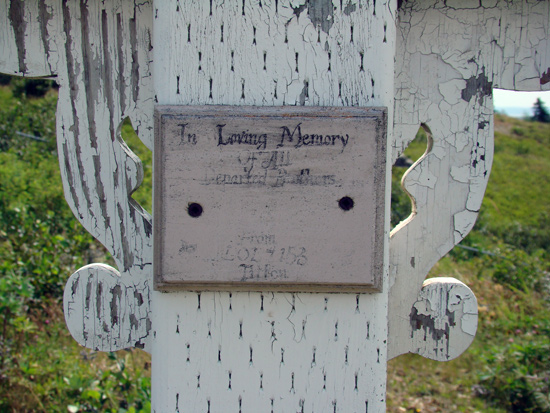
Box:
387 255 550 412
3 298 150 412
485 116 550 228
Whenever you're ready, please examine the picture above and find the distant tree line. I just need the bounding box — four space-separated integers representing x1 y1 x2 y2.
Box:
532 97 550 123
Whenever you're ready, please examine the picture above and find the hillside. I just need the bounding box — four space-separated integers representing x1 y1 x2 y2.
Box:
0 80 548 412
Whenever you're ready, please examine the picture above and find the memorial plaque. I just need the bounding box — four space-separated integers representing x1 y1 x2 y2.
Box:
154 106 387 292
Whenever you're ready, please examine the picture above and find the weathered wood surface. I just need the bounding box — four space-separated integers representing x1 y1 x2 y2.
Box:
0 0 154 352
409 278 478 360
1 0 549 410
152 291 390 412
390 0 550 360
151 2 394 410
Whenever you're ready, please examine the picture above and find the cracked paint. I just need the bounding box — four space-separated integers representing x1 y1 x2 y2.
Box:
8 0 27 74
149 1 393 409
390 0 549 361
409 278 477 361
461 70 493 105
1 1 155 353
450 165 470 183
292 0 334 35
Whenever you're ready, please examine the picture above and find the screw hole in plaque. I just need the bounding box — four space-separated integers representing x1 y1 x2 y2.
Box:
338 196 354 211
188 202 203 218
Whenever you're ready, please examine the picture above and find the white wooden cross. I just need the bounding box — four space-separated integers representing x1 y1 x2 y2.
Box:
1 0 548 410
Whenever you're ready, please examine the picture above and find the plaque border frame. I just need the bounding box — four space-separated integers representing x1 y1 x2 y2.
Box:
153 105 387 293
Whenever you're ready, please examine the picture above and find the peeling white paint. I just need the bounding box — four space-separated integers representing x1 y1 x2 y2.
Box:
403 164 438 189
0 0 154 353
151 1 394 410
453 210 477 247
438 79 466 106
450 165 471 183
409 278 478 361
389 0 550 360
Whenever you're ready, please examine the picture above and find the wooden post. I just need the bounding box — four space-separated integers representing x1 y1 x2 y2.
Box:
0 0 549 411
151 3 395 410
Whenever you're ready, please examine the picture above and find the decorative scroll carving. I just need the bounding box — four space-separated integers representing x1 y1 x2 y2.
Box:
390 0 550 359
0 0 154 352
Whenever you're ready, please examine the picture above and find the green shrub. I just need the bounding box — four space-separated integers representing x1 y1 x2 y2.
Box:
65 352 151 413
0 206 92 297
511 126 526 137
0 87 57 152
0 74 11 86
497 213 550 254
490 246 548 292
0 270 34 378
11 78 57 98
479 338 550 412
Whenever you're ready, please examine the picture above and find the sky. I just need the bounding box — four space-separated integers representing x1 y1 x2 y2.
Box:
493 89 550 117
